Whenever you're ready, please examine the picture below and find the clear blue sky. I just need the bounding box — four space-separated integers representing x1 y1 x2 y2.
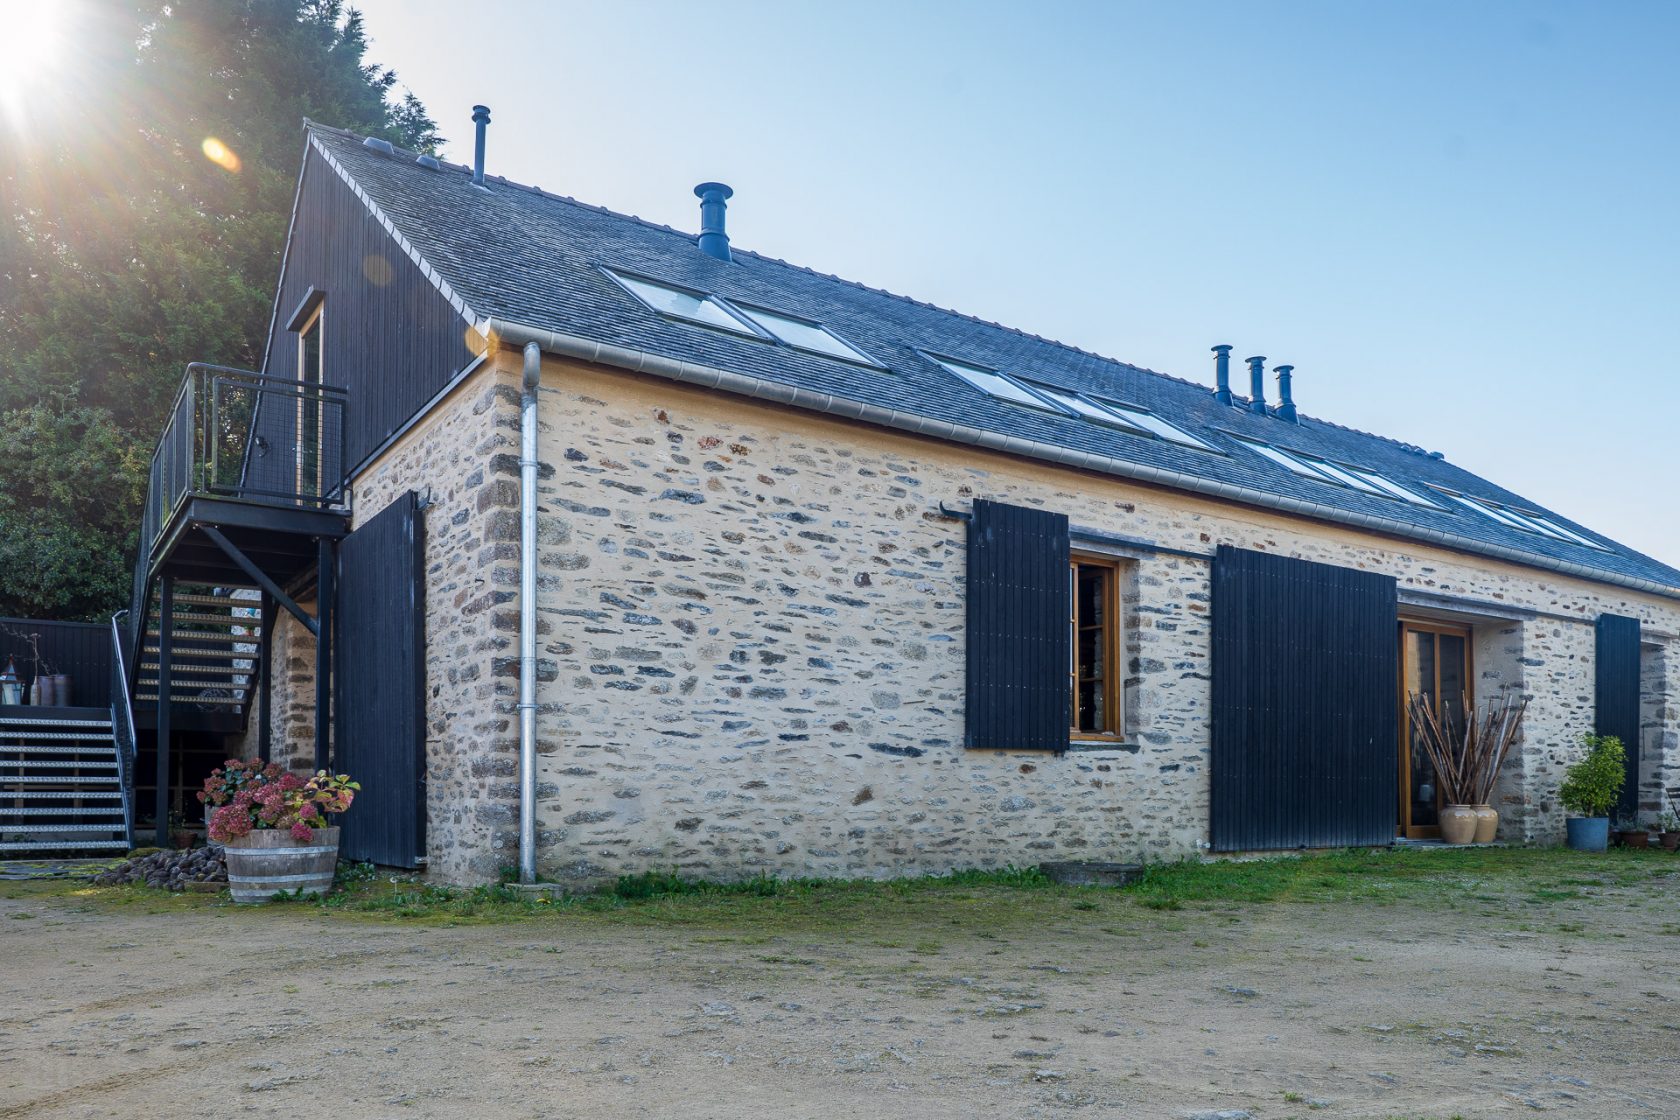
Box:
358 0 1680 565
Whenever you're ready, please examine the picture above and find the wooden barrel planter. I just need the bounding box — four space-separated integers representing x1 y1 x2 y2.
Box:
224 827 340 903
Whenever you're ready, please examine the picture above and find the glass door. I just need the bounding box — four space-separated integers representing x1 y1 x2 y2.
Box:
1398 622 1472 839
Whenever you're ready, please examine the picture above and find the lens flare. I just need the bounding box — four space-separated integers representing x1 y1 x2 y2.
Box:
202 136 241 173
0 1 69 112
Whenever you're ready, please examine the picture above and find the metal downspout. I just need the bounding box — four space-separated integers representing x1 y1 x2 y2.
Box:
518 341 541 884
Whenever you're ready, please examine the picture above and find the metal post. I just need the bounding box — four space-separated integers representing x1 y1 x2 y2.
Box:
154 577 174 847
314 538 334 773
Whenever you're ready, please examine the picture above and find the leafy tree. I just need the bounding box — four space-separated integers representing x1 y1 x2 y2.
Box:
0 0 437 620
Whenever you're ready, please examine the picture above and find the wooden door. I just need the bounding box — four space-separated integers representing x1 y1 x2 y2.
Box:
334 491 426 867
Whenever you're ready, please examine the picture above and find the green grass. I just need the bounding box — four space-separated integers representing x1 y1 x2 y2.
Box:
1126 846 1675 910
9 847 1673 935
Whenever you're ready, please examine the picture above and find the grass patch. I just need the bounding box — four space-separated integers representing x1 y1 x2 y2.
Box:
1124 846 1675 911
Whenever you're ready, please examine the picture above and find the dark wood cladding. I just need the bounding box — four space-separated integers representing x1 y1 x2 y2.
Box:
334 491 426 867
965 499 1070 752
1594 612 1642 818
1210 546 1398 851
263 149 478 473
0 617 114 708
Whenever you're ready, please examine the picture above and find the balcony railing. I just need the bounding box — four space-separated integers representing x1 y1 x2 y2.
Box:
127 364 347 666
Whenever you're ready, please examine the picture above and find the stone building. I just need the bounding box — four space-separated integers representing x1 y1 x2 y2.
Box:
152 119 1680 883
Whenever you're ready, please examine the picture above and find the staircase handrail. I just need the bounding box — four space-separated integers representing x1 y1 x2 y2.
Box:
109 610 138 849
126 362 347 677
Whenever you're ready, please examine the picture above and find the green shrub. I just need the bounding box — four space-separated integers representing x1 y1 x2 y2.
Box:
1558 734 1625 817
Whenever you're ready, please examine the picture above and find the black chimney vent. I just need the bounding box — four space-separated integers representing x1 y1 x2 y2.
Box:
1246 356 1267 415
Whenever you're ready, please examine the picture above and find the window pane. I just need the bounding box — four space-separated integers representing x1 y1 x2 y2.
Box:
1300 457 1387 495
1028 385 1151 433
1072 564 1110 733
1347 467 1439 507
613 273 758 335
1241 439 1335 481
1100 403 1214 450
737 306 876 363
933 357 1061 411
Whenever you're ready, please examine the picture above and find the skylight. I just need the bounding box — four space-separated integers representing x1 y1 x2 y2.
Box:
931 356 1061 411
1433 488 1609 550
607 271 758 336
1236 439 1438 507
1091 399 1215 450
731 305 877 365
1028 384 1152 432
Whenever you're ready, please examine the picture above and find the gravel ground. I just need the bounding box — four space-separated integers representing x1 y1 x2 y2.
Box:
1 864 1677 1119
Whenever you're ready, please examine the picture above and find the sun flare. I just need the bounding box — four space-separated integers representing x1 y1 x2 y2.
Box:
0 0 70 108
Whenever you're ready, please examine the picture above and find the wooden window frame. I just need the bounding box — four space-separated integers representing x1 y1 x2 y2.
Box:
296 303 324 498
1069 553 1123 741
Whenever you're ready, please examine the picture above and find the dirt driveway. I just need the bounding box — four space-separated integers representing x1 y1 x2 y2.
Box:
1 852 1677 1119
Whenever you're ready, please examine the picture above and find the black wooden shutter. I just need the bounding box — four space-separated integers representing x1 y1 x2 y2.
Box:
334 491 427 867
966 499 1069 751
1594 613 1642 819
1211 546 1398 851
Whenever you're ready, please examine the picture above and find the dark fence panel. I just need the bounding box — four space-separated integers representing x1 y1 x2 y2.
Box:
965 499 1070 751
334 492 426 867
1210 546 1398 851
1594 613 1642 819
0 617 113 708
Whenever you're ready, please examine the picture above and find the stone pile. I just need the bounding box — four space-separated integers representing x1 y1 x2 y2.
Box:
92 847 227 891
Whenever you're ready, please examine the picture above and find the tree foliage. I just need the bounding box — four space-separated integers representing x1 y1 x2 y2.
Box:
0 0 437 619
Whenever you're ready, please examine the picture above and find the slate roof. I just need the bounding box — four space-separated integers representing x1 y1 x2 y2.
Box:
303 123 1680 597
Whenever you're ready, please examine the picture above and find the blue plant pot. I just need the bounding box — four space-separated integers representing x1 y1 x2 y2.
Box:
1566 816 1609 852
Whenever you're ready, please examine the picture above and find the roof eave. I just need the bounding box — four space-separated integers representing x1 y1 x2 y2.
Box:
478 316 1680 604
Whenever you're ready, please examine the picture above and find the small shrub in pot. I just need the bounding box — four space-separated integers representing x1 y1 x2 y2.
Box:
1558 734 1625 852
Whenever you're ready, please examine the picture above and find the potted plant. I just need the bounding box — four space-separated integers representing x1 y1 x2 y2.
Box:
1659 807 1680 853
1614 813 1649 849
1557 734 1625 851
1404 692 1528 844
201 761 360 903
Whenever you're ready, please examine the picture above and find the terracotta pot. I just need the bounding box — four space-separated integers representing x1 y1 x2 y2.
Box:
1660 831 1680 853
1472 804 1498 844
224 826 339 903
1623 830 1650 850
1439 804 1478 845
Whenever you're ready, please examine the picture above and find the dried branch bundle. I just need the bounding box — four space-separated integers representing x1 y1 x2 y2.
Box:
1404 691 1529 806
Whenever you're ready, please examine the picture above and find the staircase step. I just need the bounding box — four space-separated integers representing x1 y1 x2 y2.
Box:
0 732 117 743
0 806 126 817
0 718 116 730
0 823 126 834
144 630 251 644
0 762 118 772
0 747 120 759
139 664 252 677
163 592 261 608
0 774 121 784
0 840 130 852
163 611 259 625
5 790 123 800
134 694 245 706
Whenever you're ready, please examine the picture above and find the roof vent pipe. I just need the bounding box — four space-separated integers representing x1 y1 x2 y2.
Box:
1211 345 1234 405
1246 355 1267 415
694 182 733 262
1274 365 1298 422
471 104 491 188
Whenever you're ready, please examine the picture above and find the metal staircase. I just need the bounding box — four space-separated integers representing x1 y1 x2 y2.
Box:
0 712 131 854
135 585 263 714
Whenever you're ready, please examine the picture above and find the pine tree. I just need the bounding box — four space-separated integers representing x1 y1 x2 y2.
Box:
0 0 438 619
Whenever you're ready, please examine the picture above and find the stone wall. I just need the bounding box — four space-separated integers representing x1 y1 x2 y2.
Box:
255 346 1680 882
515 352 1680 885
